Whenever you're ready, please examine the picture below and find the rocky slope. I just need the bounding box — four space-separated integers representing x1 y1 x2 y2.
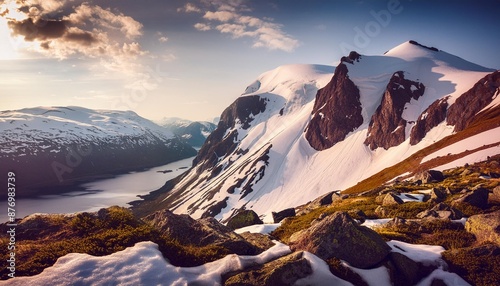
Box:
132 41 499 223
0 106 197 198
3 156 500 285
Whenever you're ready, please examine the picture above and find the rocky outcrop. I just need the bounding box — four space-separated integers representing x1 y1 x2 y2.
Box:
447 70 500 132
465 210 500 245
305 59 363 151
289 212 391 269
272 208 296 223
143 209 257 255
453 187 490 209
382 193 404 206
417 203 464 220
410 98 448 145
193 95 267 173
365 71 425 150
223 251 313 286
415 170 444 184
227 210 263 230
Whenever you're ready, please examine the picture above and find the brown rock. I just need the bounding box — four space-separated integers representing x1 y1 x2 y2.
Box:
365 71 425 150
289 212 391 269
143 209 257 255
447 70 500 132
417 203 464 220
239 232 275 253
305 62 363 151
415 170 444 184
453 187 489 209
410 97 448 145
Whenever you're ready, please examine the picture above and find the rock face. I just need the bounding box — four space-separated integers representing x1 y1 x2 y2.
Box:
417 203 463 220
465 210 500 245
447 70 500 132
289 212 391 269
143 209 257 255
227 210 263 230
223 251 313 286
272 208 296 223
382 193 404 206
305 59 363 151
193 95 267 173
410 98 448 145
415 170 445 184
365 71 425 150
453 187 490 209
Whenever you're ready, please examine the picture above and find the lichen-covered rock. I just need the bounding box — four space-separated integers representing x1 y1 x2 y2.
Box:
226 210 263 230
223 251 313 286
430 188 447 202
465 210 500 245
289 212 391 269
238 232 276 253
143 209 257 255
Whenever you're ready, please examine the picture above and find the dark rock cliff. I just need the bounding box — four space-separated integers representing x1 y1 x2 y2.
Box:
365 71 425 150
193 95 267 173
447 70 500 132
410 97 448 145
305 55 363 151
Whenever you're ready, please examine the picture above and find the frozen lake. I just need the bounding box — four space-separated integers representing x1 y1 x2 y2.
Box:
1 156 195 222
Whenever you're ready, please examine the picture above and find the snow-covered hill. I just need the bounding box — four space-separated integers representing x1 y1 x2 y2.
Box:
0 106 197 198
133 41 500 222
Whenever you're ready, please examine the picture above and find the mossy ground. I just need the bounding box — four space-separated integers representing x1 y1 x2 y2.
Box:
0 206 233 279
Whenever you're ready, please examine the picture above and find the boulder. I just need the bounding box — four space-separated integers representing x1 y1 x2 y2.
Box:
430 188 447 202
143 209 257 255
490 186 500 202
223 251 313 286
375 206 389 217
453 187 489 209
382 193 404 206
388 252 420 285
272 208 296 223
226 210 263 230
238 232 275 253
415 170 444 184
289 212 391 269
465 210 500 245
417 203 464 220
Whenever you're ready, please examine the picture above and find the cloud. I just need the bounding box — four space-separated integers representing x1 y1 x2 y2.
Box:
194 23 211 31
1 1 148 64
177 3 202 13
183 1 299 52
159 36 168 42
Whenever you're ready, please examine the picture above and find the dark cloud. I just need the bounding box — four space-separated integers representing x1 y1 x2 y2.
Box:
63 28 98 46
8 18 67 41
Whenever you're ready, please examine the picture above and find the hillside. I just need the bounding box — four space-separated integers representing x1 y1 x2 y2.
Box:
132 41 499 223
159 118 217 147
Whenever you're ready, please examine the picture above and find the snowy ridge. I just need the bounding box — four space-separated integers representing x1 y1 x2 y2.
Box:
0 106 175 156
136 41 499 223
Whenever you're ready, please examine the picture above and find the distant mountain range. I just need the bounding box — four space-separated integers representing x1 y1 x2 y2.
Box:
133 40 500 222
157 118 217 148
0 107 197 198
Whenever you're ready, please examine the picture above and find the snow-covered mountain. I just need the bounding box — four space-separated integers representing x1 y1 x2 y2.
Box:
159 118 217 147
0 106 197 198
133 41 500 222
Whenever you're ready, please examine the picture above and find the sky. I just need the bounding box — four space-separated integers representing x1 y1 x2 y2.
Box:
0 0 499 122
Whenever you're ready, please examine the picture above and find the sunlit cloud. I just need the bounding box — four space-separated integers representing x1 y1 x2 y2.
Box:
182 0 300 52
